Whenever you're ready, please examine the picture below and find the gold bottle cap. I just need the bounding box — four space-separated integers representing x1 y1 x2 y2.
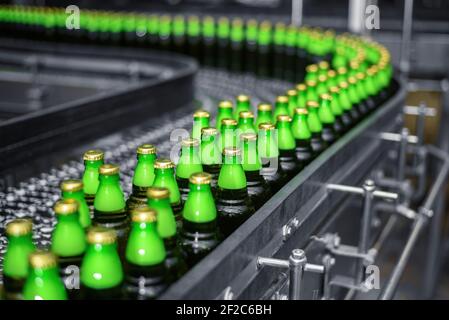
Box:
296 84 306 92
137 144 157 155
337 67 348 75
306 64 318 73
239 111 254 119
29 251 57 269
319 61 329 70
295 108 309 115
258 103 272 112
181 138 200 147
320 93 332 101
231 18 243 27
277 115 292 122
193 110 210 119
258 123 275 131
99 164 120 176
189 172 212 185
154 159 175 169
318 74 327 83
356 72 366 80
276 96 288 104
287 89 297 97
307 101 319 108
240 133 257 142
218 100 233 109
54 199 79 215
60 179 83 192
339 81 349 89
147 186 170 199
6 219 32 236
87 226 117 245
131 207 157 223
306 80 317 87
83 149 104 161
223 147 241 156
201 127 218 136
237 95 250 103
348 76 357 85
221 118 238 127
330 86 340 94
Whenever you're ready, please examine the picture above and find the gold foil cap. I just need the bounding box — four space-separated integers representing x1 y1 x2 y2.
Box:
320 93 332 101
54 199 79 215
296 84 306 92
218 100 233 109
258 123 275 130
237 95 250 103
277 115 292 122
221 118 238 127
99 164 120 176
147 187 170 199
6 219 32 236
307 101 319 108
137 144 156 155
201 127 218 137
29 251 57 269
83 150 104 161
189 172 212 185
257 103 272 112
223 147 241 156
276 96 288 104
60 179 83 192
154 159 175 169
306 64 318 73
131 207 157 223
87 227 117 245
295 108 309 115
240 132 257 141
239 111 254 119
181 138 200 147
193 110 210 119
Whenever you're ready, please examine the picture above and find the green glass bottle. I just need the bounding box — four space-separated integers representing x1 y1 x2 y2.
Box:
220 118 238 151
307 101 328 154
126 144 157 211
192 110 210 141
51 199 86 299
187 15 201 57
237 111 256 135
93 164 128 258
80 227 123 299
234 94 251 120
230 18 244 72
256 103 273 129
292 108 315 165
317 74 328 96
23 251 67 300
257 21 272 77
305 64 319 82
180 172 220 266
296 84 307 109
82 149 104 212
60 179 91 229
276 115 302 177
357 72 376 111
147 187 187 279
245 19 259 74
305 80 319 102
2 219 35 300
216 147 255 237
327 70 338 89
201 127 222 192
338 81 356 128
258 123 287 193
217 17 230 69
240 133 271 210
158 15 172 51
287 89 298 117
273 96 289 123
347 76 363 121
176 138 203 203
329 86 346 134
153 159 183 219
318 93 338 144
216 100 234 131
123 207 168 300
172 15 186 53
201 16 216 67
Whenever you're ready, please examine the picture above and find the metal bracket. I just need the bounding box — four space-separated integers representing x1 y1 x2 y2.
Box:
282 217 300 241
257 249 324 300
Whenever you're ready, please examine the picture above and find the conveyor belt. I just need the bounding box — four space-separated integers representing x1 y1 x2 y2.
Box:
0 69 293 282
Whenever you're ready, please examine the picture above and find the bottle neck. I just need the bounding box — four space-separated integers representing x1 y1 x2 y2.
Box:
99 174 120 186
276 122 296 151
137 153 156 164
319 100 336 124
218 156 247 190
62 190 84 202
242 140 261 171
258 130 279 158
